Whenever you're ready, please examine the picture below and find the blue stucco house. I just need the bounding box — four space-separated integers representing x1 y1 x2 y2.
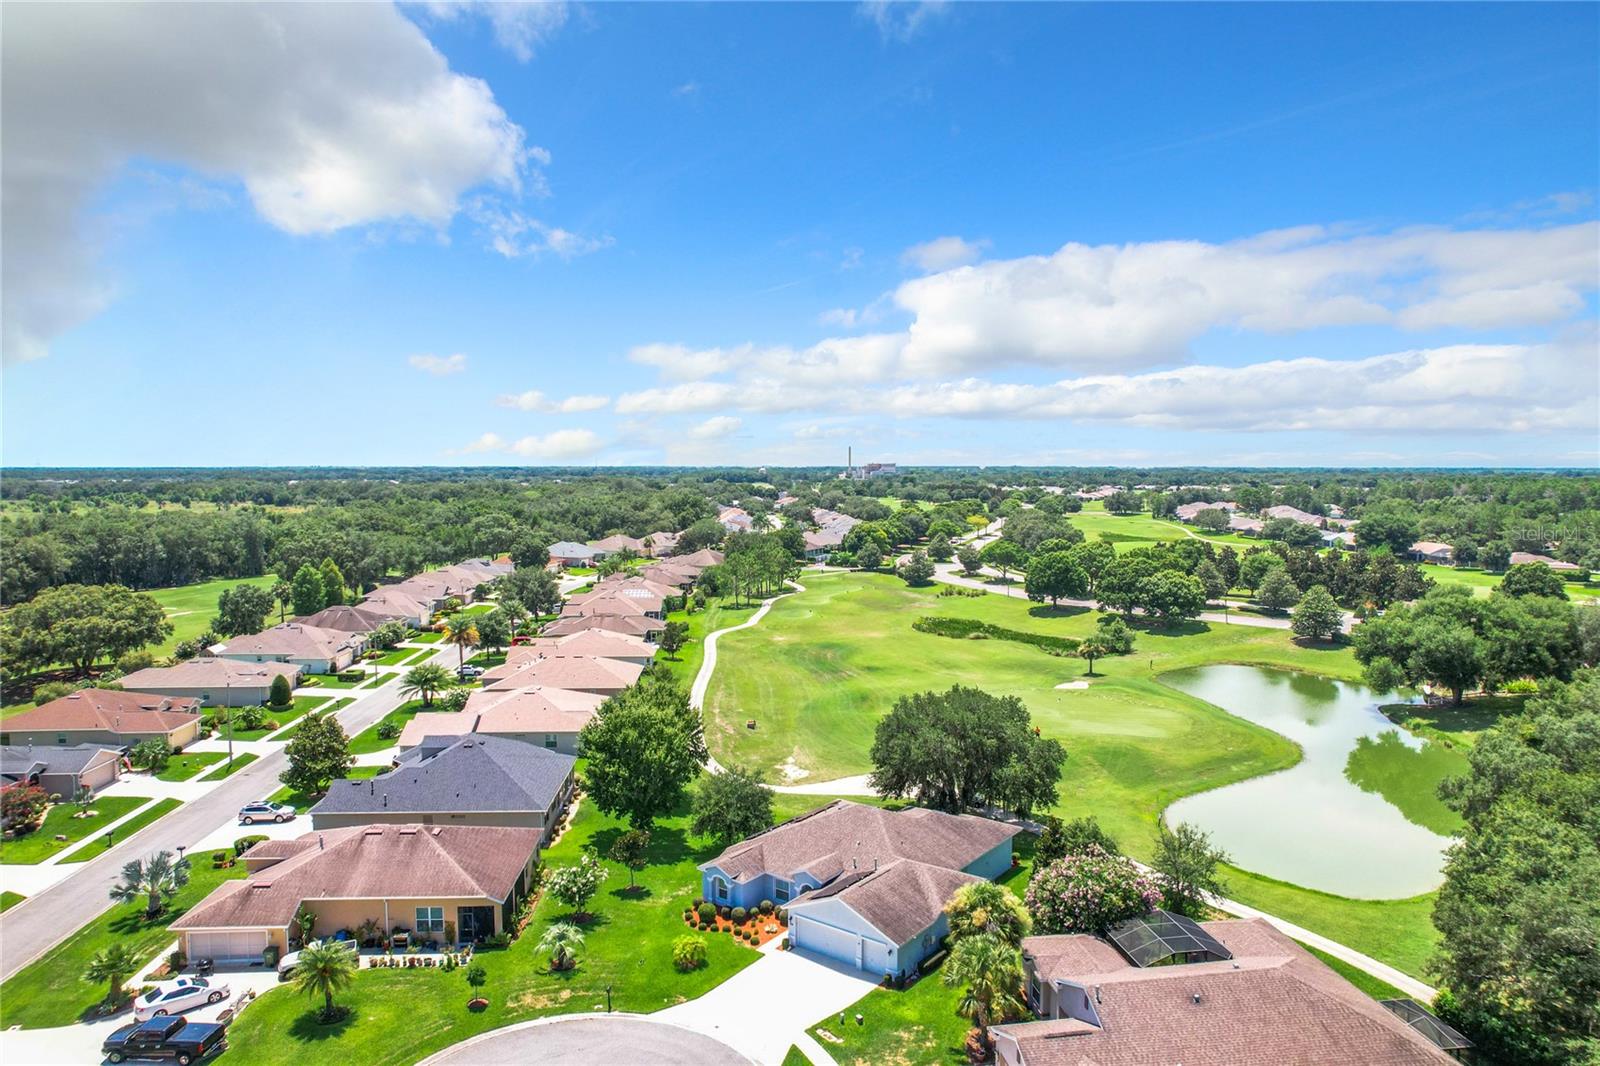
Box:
698 799 1020 979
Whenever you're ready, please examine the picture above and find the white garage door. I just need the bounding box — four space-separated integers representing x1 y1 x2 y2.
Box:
791 915 862 968
862 937 891 974
187 930 269 963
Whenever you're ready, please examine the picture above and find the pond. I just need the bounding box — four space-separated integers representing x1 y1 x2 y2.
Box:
1161 664 1455 899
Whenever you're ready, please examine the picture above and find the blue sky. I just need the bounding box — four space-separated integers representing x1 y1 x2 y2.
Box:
2 1 1596 468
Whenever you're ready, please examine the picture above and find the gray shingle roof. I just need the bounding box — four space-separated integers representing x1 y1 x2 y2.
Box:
1 743 120 778
308 734 575 817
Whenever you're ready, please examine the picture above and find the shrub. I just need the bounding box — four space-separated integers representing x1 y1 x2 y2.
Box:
263 719 280 731
1503 678 1540 694
1025 845 1161 934
717 905 730 920
211 850 232 867
759 899 774 914
237 705 267 731
233 835 269 857
129 738 171 772
911 616 1079 654
438 688 471 713
262 945 280 968
0 784 49 833
672 934 708 972
268 674 293 708
376 721 402 740
731 906 747 924
167 950 187 973
32 681 78 706
775 907 787 923
697 902 716 923
698 922 710 931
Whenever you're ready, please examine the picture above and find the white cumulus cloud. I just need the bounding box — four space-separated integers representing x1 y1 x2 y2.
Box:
2 2 532 364
901 235 988 272
452 427 604 460
409 352 468 375
687 415 743 440
419 2 570 62
495 390 610 412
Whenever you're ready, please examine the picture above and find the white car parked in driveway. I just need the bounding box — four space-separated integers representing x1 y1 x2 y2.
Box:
133 977 231 1020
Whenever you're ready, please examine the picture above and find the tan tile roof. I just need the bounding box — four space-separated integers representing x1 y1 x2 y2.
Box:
218 623 362 661
705 800 1019 887
4 689 202 736
172 823 539 931
361 588 430 617
121 659 301 692
589 534 646 553
295 605 394 633
465 685 606 736
510 631 656 663
539 614 660 639
997 920 1453 1065
396 711 479 749
674 549 725 568
568 584 667 614
481 656 642 694
1509 551 1581 570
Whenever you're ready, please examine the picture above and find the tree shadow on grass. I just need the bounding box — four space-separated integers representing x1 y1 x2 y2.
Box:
587 823 696 866
1129 618 1210 638
1026 604 1090 620
609 885 653 901
286 1006 357 1042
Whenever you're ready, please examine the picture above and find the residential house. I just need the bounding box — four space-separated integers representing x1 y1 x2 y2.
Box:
1509 551 1582 572
1173 501 1238 522
1409 541 1455 565
538 612 663 642
296 604 397 635
488 631 657 675
481 655 643 697
588 534 647 556
0 690 203 749
1 743 122 797
567 576 671 618
700 799 1019 978
215 622 364 674
1262 504 1326 527
170 823 543 960
120 659 303 708
548 541 600 568
1074 485 1120 500
398 685 608 754
360 588 433 628
991 915 1464 1065
642 531 680 557
309 734 576 844
1227 515 1265 535
802 508 863 560
639 562 699 589
674 548 726 569
1324 530 1357 549
718 506 755 533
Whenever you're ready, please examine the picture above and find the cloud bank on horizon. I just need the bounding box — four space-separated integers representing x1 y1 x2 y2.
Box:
1 1 1596 468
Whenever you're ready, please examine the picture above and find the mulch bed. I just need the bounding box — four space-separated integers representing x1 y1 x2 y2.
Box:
681 908 787 947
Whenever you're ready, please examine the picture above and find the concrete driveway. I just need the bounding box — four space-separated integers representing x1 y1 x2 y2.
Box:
655 945 878 1065
0 967 280 1065
421 1014 751 1065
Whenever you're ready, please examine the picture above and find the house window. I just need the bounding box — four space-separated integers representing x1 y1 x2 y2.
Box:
544 734 558 749
774 880 791 903
416 906 444 932
55 734 67 745
1028 974 1041 1009
713 877 729 902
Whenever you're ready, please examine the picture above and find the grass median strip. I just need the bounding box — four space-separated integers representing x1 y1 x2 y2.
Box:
59 798 183 864
198 752 258 781
0 891 24 912
155 752 225 781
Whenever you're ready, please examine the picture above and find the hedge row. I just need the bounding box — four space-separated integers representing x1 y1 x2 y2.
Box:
911 616 1080 654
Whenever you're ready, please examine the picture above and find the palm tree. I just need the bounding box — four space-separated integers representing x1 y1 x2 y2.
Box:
442 620 480 670
85 943 141 1006
292 940 358 1021
272 580 293 624
108 851 191 919
537 922 585 972
942 933 1024 1055
1077 636 1112 677
400 663 454 707
945 882 1031 947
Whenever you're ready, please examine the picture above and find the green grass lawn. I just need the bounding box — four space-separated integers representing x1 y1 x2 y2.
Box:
156 752 226 781
347 699 431 754
268 766 385 812
270 699 354 741
458 603 496 616
60 798 183 864
0 891 23 912
0 857 248 1028
372 647 423 665
199 752 258 781
0 796 149 864
218 695 331 741
148 575 280 657
1066 504 1257 552
703 571 1444 978
1421 562 1597 602
408 631 445 643
1301 942 1407 1000
302 673 365 689
221 789 827 1066
782 1045 813 1066
653 596 753 686
468 650 508 668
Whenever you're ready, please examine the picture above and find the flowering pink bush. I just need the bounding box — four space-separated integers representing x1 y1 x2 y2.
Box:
1024 845 1160 934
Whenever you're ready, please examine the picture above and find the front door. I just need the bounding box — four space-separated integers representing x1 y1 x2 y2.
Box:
457 905 496 943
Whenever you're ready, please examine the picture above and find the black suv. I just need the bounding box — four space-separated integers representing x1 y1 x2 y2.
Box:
102 1015 227 1064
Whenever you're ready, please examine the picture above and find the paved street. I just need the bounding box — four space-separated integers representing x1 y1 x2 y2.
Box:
0 643 458 983
421 1015 752 1065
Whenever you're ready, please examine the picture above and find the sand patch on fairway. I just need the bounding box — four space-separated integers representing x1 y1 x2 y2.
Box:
779 756 811 781
1055 680 1090 690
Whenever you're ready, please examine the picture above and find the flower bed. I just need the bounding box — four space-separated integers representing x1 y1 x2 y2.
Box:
681 900 787 947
